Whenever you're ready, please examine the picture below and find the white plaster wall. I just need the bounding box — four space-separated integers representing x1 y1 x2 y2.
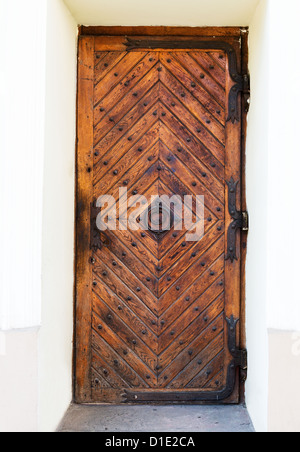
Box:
64 0 260 27
246 0 270 433
0 0 47 330
266 0 300 333
0 330 39 432
39 0 77 432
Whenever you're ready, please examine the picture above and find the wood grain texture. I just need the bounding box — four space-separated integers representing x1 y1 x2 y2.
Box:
75 30 245 404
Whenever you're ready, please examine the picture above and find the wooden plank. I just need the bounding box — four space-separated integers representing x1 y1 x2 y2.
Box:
75 36 95 403
80 26 243 38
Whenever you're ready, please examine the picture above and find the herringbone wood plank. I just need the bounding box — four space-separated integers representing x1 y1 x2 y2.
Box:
76 37 243 404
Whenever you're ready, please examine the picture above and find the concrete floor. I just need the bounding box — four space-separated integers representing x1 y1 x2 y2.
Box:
58 404 254 433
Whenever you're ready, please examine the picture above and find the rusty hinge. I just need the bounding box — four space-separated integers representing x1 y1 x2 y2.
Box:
90 202 111 252
228 73 250 123
225 178 249 262
227 316 248 372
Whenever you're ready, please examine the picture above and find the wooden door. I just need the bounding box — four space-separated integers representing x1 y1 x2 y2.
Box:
75 29 248 404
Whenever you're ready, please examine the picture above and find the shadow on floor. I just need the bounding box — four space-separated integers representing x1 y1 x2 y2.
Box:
58 404 254 433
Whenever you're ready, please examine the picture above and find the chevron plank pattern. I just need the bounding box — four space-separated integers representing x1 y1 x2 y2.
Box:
91 50 228 399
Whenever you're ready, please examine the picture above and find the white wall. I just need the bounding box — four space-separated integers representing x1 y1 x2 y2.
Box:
39 0 77 432
0 0 77 432
246 0 270 433
0 0 47 330
64 0 260 27
266 0 300 333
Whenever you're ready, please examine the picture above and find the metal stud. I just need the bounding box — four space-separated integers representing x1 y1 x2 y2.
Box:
94 151 99 157
107 315 112 320
133 93 138 97
152 320 156 326
104 161 108 166
192 182 197 187
146 375 151 380
210 271 215 276
104 63 109 67
103 369 108 375
122 252 127 257
132 340 137 345
186 297 190 302
146 277 151 282
204 316 208 322
98 325 102 330
217 207 221 212
208 217 212 222
153 111 158 116
100 108 105 112
181 93 186 98
200 74 205 79
109 117 114 122
206 120 211 124
167 277 172 282
177 148 182 153
132 190 138 195
180 341 184 346
142 330 147 335
211 163 216 168
173 233 178 238
114 360 119 365
187 138 191 143
195 307 199 312
191 82 196 88
138 147 143 152
136 287 141 292
176 286 180 291
93 281 97 287
182 242 187 247
167 157 172 162
127 296 132 301
188 350 193 356
216 110 221 115
123 180 128 186
210 65 215 70
128 137 133 141
171 102 176 107
213 327 217 332
171 331 175 336
102 271 107 277
112 261 117 267
113 170 118 175
118 306 122 311
198 360 202 365
192 253 197 258
114 73 118 77
201 262 206 267
141 233 146 238
161 320 165 325
124 82 129 87
158 67 162 72
123 350 128 355
202 172 207 177
167 59 172 63
217 226 222 232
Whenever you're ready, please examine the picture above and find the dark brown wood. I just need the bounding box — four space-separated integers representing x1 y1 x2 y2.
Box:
75 28 247 404
75 36 95 403
79 26 243 38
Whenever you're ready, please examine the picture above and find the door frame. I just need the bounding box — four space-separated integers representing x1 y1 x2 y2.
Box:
74 26 249 404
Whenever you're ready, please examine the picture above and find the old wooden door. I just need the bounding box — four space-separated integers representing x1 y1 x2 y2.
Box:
75 29 248 404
